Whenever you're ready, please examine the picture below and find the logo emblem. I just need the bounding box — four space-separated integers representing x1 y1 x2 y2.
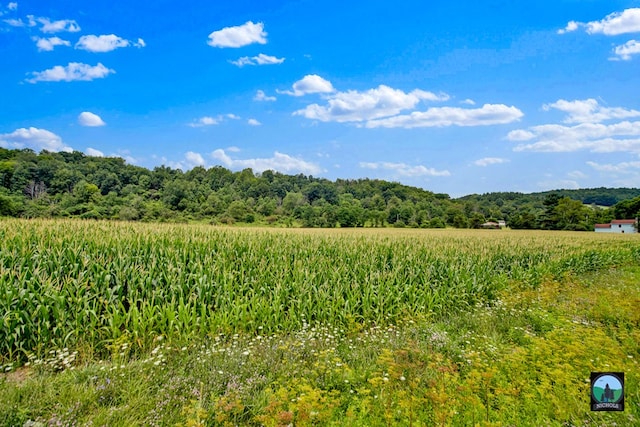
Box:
591 372 624 411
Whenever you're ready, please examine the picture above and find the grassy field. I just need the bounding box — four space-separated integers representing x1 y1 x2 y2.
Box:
0 219 639 425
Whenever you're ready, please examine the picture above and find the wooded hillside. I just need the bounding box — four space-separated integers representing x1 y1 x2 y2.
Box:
2 148 639 230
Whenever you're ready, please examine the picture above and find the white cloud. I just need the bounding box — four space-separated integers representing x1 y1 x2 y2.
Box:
135 38 145 48
281 74 335 96
559 8 640 35
537 179 580 190
27 62 115 83
295 84 449 123
230 53 285 67
612 39 640 60
254 90 276 102
75 34 140 52
8 2 17 11
0 127 72 152
506 129 535 141
3 18 25 26
247 118 261 126
558 21 579 34
567 170 588 179
189 116 219 127
543 99 640 123
78 111 106 127
510 99 640 153
32 36 70 51
211 149 323 175
360 161 450 177
587 160 640 173
365 104 523 128
188 114 239 127
461 98 476 105
35 16 80 33
511 121 640 153
185 151 206 167
85 147 104 157
474 157 509 167
207 21 267 48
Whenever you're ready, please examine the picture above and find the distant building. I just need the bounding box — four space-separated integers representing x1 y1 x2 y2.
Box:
481 220 506 229
594 219 637 233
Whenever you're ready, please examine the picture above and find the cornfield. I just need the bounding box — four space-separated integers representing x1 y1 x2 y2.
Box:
1 218 638 363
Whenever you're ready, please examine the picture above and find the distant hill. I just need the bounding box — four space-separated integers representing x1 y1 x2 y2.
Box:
457 187 640 207
1 147 639 230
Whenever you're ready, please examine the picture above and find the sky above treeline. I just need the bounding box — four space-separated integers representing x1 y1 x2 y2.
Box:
2 1 640 197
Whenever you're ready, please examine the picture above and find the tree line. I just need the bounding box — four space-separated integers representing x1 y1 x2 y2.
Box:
1 148 639 230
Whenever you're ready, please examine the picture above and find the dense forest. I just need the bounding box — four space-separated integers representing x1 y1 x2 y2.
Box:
1 147 640 230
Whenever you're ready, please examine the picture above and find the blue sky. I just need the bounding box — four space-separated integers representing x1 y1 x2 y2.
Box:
2 1 640 197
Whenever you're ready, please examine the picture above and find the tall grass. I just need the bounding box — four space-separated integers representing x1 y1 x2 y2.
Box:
1 219 638 363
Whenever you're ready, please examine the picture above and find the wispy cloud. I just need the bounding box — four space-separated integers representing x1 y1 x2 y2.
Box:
32 15 80 33
587 160 640 173
559 8 640 35
254 90 276 102
365 104 523 128
360 161 450 177
230 53 285 67
211 149 323 175
78 111 106 127
474 157 509 167
280 74 335 96
510 99 640 153
8 2 17 11
247 118 261 126
188 114 239 127
0 127 72 152
32 36 70 51
543 99 640 123
75 34 145 52
207 21 267 48
27 62 114 83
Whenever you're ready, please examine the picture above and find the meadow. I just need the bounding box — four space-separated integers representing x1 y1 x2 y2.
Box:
0 219 639 426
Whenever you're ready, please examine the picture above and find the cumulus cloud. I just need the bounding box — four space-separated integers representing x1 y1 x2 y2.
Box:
230 53 285 67
211 149 323 175
280 74 335 96
254 90 276 102
474 157 510 167
207 21 267 48
612 39 640 60
3 17 27 27
78 111 106 127
360 161 450 177
185 151 205 167
510 99 640 153
560 8 640 36
365 104 523 128
189 116 219 127
510 121 640 153
75 34 144 52
0 127 72 152
33 16 80 33
85 147 104 157
587 160 640 173
295 84 450 123
247 118 261 126
27 62 115 83
32 36 70 51
188 114 239 127
8 2 17 11
543 99 640 123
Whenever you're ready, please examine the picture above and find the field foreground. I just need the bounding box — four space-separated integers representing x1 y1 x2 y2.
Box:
1 219 639 425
